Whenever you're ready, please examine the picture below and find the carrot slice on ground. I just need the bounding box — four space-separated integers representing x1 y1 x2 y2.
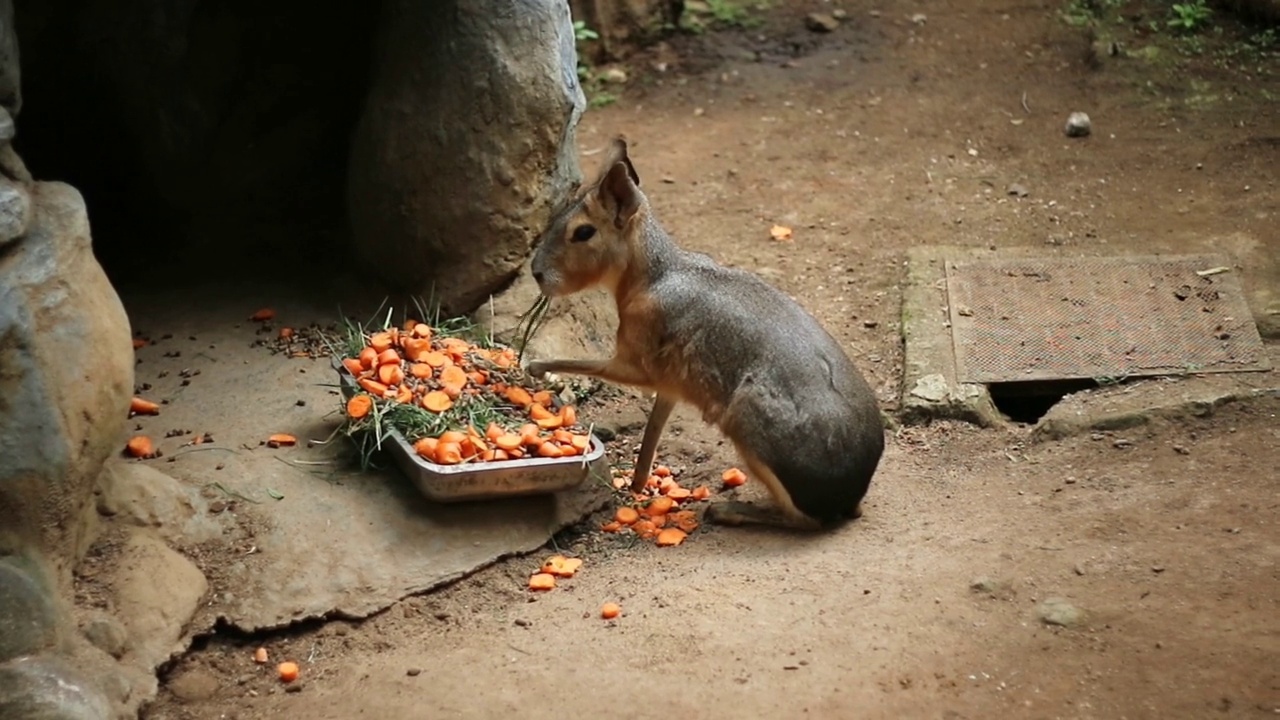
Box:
655 527 688 547
132 338 148 350
665 486 692 501
346 394 373 420
267 433 297 448
653 465 672 478
435 442 463 465
559 404 577 426
395 386 413 404
409 363 433 379
376 348 401 366
615 506 640 525
692 485 712 501
505 387 534 408
358 347 378 370
438 365 468 390
672 510 700 533
130 397 161 415
412 323 432 339
721 467 748 488
421 390 453 413
413 437 438 461
529 403 554 421
125 435 154 458
253 647 269 664
277 661 299 683
601 602 621 620
249 308 276 322
422 351 449 368
531 390 554 407
632 519 658 539
441 383 463 400
402 337 432 362
377 363 404 386
369 332 394 353
494 434 522 452
467 370 488 386
601 521 622 533
528 573 556 591
535 416 563 430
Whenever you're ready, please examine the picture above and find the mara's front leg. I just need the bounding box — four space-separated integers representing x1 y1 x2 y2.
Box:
629 393 677 493
525 357 653 389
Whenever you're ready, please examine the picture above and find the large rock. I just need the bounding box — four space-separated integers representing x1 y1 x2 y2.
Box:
111 531 208 667
0 655 112 720
0 0 19 115
346 0 587 316
0 553 61 662
0 181 134 576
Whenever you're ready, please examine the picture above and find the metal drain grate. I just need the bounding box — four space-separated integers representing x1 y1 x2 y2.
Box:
944 254 1271 384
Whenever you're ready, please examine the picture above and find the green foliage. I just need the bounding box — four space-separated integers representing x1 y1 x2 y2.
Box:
570 18 617 110
1167 1 1213 33
680 0 768 33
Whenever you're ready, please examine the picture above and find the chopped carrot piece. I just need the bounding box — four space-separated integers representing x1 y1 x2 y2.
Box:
378 363 404 386
124 435 154 458
375 349 400 367
412 323 432 339
441 383 463 400
601 521 622 533
692 485 712 501
492 449 509 461
615 507 640 525
409 363 433 379
722 467 748 488
536 441 561 458
518 424 541 446
249 308 275 322
342 358 365 377
253 647 268 664
528 572 556 591
413 437 438 461
653 465 672 478
438 430 467 445
358 347 378 370
655 527 688 547
267 433 297 448
278 327 295 340
130 397 161 416
400 337 430 362
358 377 390 398
485 422 505 441
467 370 488 386
632 519 658 539
665 486 692 501
421 391 453 413
559 404 577 426
529 403 554 421
651 514 668 528
535 416 563 430
369 332 394 353
346 394 374 420
435 442 463 465
132 338 148 350
531 390 554 406
505 387 534 408
553 429 574 445
557 442 580 457
571 434 591 452
439 365 468 390
395 386 413 404
277 661 299 683
672 510 699 533
422 351 449 368
601 602 621 620
494 434 522 452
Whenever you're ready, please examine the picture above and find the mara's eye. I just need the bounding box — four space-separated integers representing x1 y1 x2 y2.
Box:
571 224 597 243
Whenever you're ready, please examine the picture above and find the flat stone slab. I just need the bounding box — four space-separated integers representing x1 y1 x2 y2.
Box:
114 282 611 634
1032 344 1280 441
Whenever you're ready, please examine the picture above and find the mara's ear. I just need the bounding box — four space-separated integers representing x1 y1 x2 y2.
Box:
598 134 641 187
597 160 641 229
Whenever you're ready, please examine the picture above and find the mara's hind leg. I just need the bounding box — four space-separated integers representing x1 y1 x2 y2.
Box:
703 444 823 531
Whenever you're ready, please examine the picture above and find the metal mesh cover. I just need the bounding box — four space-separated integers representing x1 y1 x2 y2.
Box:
944 254 1271 384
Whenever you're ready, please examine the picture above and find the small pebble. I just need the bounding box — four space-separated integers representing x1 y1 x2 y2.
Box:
406 668 422 677
1064 111 1092 138
805 12 840 32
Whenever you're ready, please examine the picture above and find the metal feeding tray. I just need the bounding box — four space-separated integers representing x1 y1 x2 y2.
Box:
333 359 604 503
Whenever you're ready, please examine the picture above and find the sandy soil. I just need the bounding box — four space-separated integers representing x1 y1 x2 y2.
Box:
124 0 1278 717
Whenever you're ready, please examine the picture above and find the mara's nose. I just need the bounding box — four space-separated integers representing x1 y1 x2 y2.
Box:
532 270 545 285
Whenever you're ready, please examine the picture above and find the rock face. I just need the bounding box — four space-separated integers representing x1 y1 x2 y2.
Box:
0 656 113 720
0 0 19 114
346 0 587 315
0 181 134 572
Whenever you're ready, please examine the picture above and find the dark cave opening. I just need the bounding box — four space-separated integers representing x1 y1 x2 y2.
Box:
988 378 1101 425
11 0 382 289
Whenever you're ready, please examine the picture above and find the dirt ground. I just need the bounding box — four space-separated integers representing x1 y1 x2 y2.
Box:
124 0 1278 717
